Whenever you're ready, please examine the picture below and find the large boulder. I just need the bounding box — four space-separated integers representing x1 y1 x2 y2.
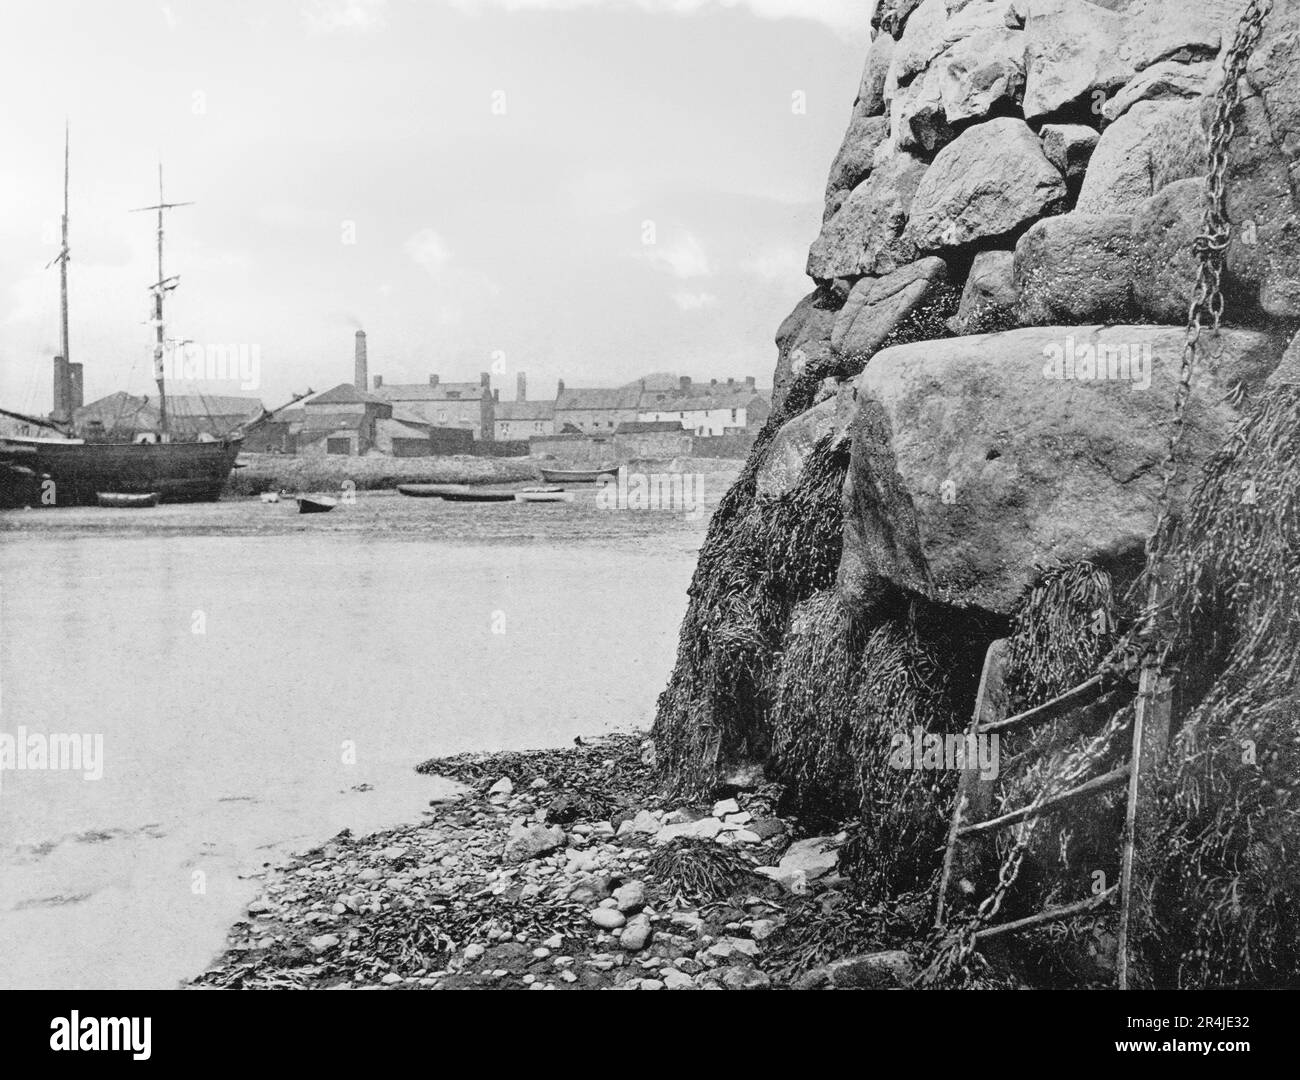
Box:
856 28 896 119
1021 0 1135 121
808 151 929 281
1101 58 1214 121
904 118 1066 251
772 292 840 412
832 257 949 361
757 390 856 499
951 250 1018 333
890 20 1026 151
1130 178 1203 324
1074 99 1206 215
1218 0 1300 317
1014 213 1136 325
1040 124 1099 181
838 325 1284 614
825 115 891 217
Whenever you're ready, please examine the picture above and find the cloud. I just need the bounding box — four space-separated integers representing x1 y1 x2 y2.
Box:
673 291 718 310
404 228 454 273
445 0 864 36
302 0 388 33
644 231 712 279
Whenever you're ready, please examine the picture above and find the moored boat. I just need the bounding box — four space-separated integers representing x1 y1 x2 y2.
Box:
515 487 575 503
396 483 468 498
538 466 617 484
297 495 337 514
438 488 517 503
96 491 160 508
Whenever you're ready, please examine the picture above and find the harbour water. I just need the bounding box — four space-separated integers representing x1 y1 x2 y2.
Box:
0 489 710 988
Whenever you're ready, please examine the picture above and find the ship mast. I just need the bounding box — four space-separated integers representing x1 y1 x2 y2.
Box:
59 121 70 392
131 165 192 440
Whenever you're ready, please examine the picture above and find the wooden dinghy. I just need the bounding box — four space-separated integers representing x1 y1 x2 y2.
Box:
96 491 160 508
396 483 468 498
297 495 337 514
438 488 517 503
538 466 617 484
514 487 575 504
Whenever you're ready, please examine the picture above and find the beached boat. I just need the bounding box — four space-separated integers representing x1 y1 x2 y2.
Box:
96 491 160 508
515 487 575 504
438 488 517 503
297 495 337 514
539 466 617 484
0 141 252 508
396 483 467 498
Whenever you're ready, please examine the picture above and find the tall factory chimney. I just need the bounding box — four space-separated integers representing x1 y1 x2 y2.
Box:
516 372 527 402
68 362 84 412
354 330 368 391
52 355 69 422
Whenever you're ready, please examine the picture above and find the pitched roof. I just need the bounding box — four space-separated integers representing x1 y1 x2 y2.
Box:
166 395 264 417
556 386 642 411
299 412 368 434
496 400 556 422
309 383 386 405
376 417 433 440
374 382 485 402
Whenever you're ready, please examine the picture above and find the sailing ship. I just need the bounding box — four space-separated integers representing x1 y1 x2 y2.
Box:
0 133 253 507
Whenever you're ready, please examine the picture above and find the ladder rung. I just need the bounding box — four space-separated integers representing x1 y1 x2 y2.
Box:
973 886 1118 942
977 672 1115 736
956 765 1130 838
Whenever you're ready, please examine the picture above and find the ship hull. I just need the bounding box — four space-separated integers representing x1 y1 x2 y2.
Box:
0 436 243 507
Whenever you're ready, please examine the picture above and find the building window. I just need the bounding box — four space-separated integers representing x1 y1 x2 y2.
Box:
327 437 351 455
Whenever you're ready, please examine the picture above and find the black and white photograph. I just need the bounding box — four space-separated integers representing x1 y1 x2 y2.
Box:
0 0 1296 1053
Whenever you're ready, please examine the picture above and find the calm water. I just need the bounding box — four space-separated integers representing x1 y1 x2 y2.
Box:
0 490 711 988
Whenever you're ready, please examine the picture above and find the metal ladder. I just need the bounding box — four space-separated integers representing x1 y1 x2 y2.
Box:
933 640 1171 986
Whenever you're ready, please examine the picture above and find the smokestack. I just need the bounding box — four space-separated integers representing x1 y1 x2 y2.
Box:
52 356 68 422
354 330 367 392
373 375 383 389
516 372 527 402
69 362 83 412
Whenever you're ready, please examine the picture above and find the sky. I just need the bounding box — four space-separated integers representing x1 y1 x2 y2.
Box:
0 0 867 411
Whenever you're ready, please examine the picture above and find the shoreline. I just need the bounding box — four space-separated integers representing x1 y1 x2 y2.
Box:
192 734 920 990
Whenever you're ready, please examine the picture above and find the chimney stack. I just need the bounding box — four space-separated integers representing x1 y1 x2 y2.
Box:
745 375 756 389
516 372 527 402
726 377 735 388
354 330 368 392
493 388 500 402
480 371 491 389
557 378 565 397
373 375 383 389
52 356 69 422
429 374 440 387
679 376 691 391
69 363 84 412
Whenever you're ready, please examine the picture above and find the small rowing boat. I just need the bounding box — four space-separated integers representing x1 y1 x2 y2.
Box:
96 491 160 508
438 488 517 503
538 466 617 484
297 495 337 514
515 487 575 504
396 483 468 498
